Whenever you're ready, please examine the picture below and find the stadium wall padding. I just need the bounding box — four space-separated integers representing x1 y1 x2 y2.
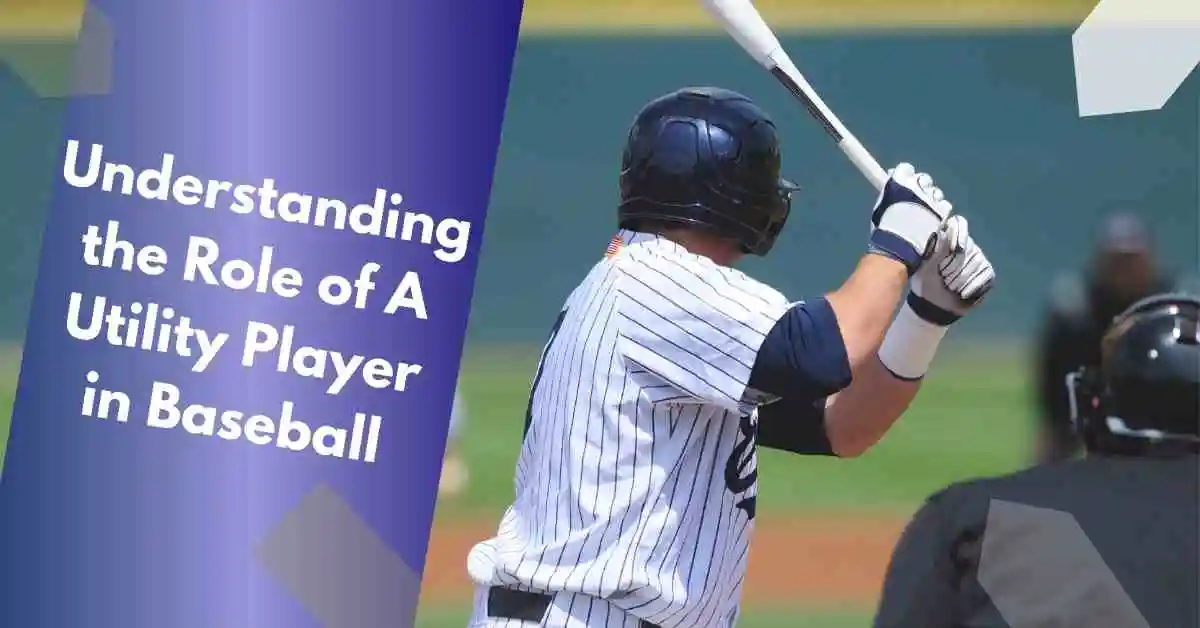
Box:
1 32 1196 344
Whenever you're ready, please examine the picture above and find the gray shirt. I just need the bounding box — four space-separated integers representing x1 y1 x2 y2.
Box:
874 454 1199 628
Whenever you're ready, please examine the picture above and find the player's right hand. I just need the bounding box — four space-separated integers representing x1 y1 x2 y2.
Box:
909 215 996 324
867 163 954 276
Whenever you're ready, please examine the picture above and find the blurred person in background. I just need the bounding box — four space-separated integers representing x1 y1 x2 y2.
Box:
440 387 469 497
1033 212 1177 464
874 293 1199 628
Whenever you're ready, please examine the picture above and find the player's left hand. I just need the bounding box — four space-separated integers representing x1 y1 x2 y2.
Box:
908 215 995 325
868 163 954 276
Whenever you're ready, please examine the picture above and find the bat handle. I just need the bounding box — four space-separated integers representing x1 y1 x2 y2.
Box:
837 136 889 191
768 60 889 191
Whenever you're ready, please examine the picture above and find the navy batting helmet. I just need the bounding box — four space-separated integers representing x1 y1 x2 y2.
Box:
617 87 799 256
1067 293 1200 455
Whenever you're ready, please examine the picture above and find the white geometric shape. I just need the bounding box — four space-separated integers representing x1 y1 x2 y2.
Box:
1072 0 1200 117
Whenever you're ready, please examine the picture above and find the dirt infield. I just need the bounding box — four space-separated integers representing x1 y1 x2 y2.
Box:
420 513 907 606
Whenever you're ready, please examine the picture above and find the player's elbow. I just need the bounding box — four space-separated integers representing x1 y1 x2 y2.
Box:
830 439 867 458
826 416 898 458
825 418 880 458
823 363 921 457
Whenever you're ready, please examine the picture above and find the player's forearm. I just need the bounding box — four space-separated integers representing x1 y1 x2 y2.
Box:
823 358 920 457
825 254 909 371
827 289 958 456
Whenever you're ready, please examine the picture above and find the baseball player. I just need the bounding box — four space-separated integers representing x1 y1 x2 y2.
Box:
466 87 996 628
874 293 1199 628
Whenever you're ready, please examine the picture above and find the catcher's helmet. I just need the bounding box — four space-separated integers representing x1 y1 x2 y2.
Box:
617 87 799 256
1066 293 1200 455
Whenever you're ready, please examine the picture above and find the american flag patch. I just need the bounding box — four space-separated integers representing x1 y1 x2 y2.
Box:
605 234 623 258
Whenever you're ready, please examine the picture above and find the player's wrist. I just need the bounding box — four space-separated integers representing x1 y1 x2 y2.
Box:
877 299 949 380
905 289 963 326
868 227 932 276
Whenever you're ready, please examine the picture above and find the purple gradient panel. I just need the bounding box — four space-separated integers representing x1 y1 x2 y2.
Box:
0 0 522 627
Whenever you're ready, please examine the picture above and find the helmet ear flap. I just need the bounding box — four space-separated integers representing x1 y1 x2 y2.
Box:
1066 366 1106 437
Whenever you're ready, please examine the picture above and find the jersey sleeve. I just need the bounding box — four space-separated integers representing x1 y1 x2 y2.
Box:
614 249 790 413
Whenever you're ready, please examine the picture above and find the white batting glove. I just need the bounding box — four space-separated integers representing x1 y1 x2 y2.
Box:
878 215 996 380
910 215 996 324
868 163 954 275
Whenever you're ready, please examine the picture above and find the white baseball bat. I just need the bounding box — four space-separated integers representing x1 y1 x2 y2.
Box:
700 0 889 191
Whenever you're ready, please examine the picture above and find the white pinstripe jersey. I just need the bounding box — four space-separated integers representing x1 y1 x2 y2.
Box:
468 230 795 628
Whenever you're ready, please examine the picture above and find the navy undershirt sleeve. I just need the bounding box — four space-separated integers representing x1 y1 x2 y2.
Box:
747 297 852 402
757 397 835 456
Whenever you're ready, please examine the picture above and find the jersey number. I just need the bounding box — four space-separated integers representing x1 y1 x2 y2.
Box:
523 308 568 437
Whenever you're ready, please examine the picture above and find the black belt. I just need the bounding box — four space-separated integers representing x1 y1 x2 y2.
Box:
487 586 662 627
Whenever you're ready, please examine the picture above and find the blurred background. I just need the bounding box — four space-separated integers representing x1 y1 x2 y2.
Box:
1 0 1197 626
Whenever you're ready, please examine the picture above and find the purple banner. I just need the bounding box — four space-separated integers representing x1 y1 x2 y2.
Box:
0 1 522 626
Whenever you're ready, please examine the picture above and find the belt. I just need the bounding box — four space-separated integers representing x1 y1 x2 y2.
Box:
487 586 662 628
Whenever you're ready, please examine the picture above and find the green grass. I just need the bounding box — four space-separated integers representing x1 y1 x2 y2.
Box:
441 343 1037 518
